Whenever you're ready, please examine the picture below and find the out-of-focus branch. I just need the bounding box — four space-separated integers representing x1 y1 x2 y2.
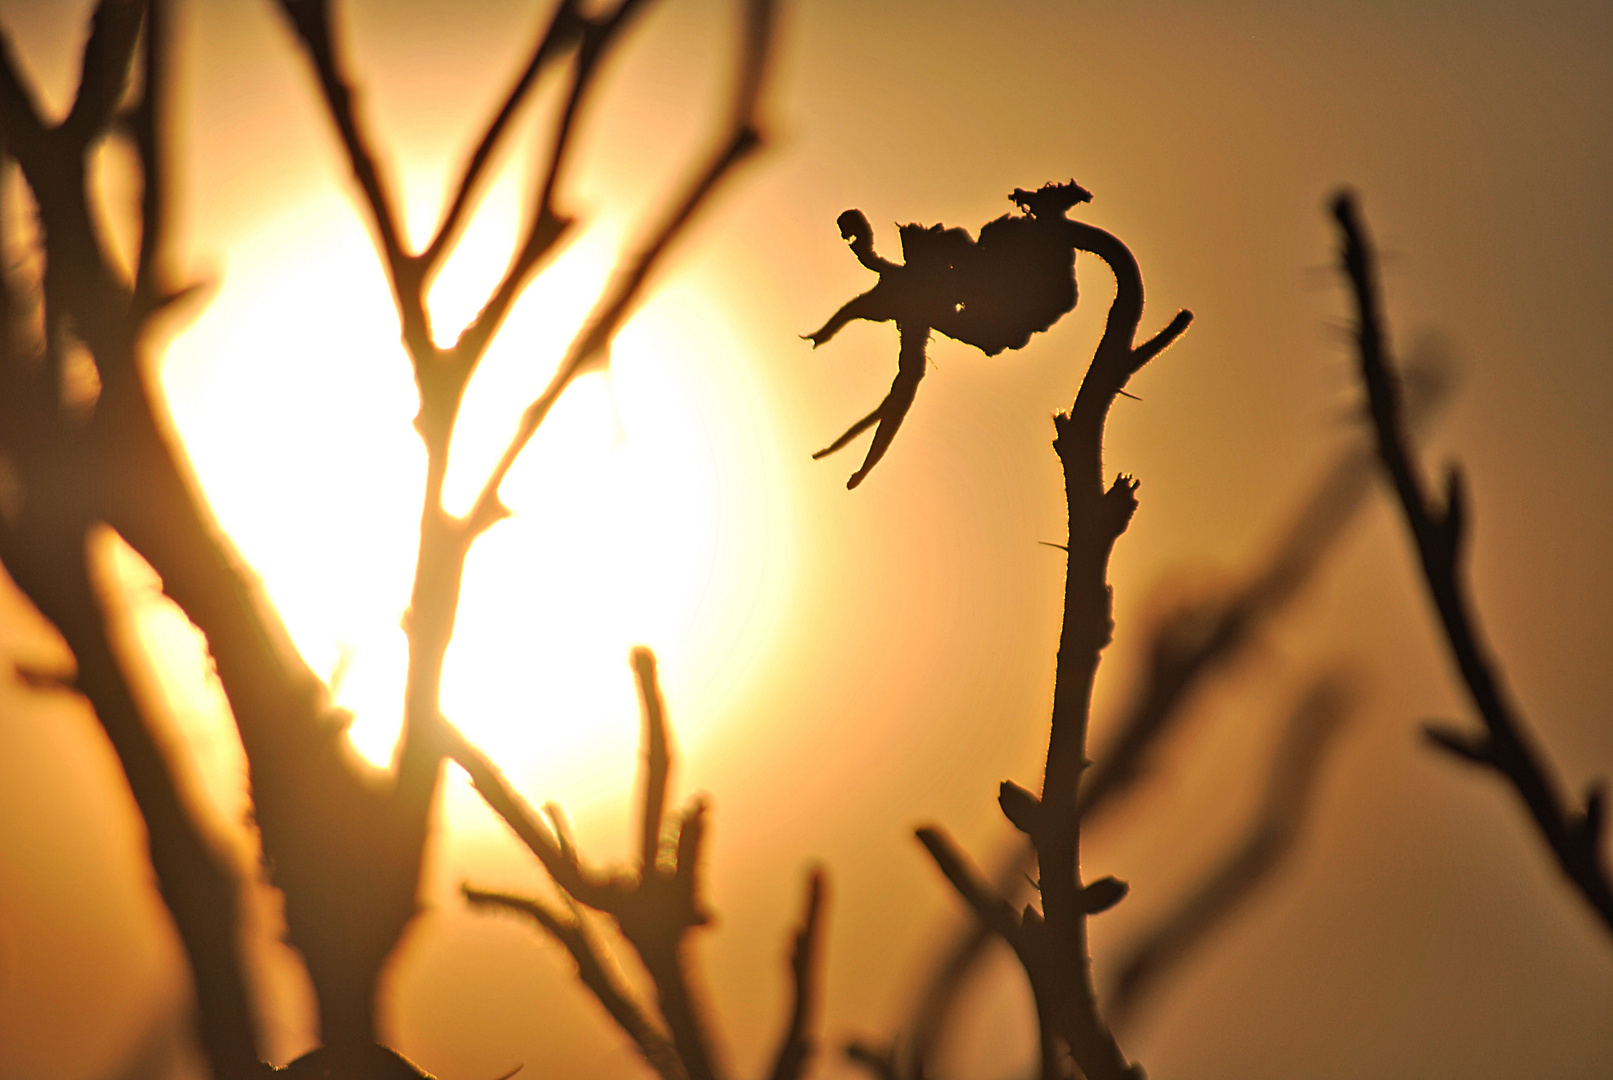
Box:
462 648 831 1080
463 887 687 1080
419 0 585 275
1332 190 1613 935
1106 674 1357 1028
0 5 266 1074
637 646 672 871
767 869 828 1080
461 0 773 538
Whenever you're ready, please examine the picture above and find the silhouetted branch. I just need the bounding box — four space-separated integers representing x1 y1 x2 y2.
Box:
1106 674 1357 1028
637 646 673 871
902 346 1452 1077
419 0 585 275
1024 211 1188 1080
766 868 828 1080
463 649 730 1080
916 827 1021 942
463 0 773 536
1332 190 1613 936
0 5 266 1074
463 887 687 1080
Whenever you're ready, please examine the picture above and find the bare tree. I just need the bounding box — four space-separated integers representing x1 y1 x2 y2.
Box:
0 0 793 1075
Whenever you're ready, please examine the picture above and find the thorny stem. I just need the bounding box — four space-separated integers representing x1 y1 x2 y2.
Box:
1333 191 1613 936
1034 219 1189 1080
913 212 1187 1080
902 350 1451 1077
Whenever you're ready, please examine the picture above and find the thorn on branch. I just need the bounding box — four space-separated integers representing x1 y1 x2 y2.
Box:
999 780 1044 836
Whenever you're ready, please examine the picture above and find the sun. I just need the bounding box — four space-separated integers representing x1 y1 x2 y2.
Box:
155 186 790 819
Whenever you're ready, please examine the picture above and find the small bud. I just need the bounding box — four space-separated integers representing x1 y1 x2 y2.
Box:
1080 876 1128 914
998 781 1043 835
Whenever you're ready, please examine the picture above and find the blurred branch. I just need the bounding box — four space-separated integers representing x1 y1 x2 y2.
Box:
1332 190 1613 935
464 648 827 1080
637 646 673 871
0 4 266 1074
463 887 687 1080
766 868 828 1080
1106 674 1357 1029
461 0 773 538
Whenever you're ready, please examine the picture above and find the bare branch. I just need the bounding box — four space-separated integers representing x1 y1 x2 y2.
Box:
635 645 672 872
766 868 828 1080
419 0 586 274
62 0 144 146
274 0 423 344
916 827 1021 944
1107 675 1356 1028
464 887 687 1080
463 0 774 536
1332 190 1613 936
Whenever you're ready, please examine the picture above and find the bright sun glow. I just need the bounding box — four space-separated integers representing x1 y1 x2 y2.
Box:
159 180 788 820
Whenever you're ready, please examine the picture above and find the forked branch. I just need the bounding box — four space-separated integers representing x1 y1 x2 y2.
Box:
1332 190 1613 935
460 649 829 1080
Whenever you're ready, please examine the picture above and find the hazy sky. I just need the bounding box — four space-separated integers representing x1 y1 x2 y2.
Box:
0 2 1609 1079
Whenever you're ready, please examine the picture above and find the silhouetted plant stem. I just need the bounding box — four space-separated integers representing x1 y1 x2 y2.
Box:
1332 190 1613 936
910 211 1189 1080
900 350 1452 1077
1037 221 1189 1080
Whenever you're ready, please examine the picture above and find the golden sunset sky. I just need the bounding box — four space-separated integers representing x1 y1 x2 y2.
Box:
0 2 1609 1078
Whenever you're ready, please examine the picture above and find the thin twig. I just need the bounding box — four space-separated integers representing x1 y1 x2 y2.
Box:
461 0 773 537
767 868 829 1080
635 645 672 871
464 887 687 1080
1332 190 1613 935
419 0 585 275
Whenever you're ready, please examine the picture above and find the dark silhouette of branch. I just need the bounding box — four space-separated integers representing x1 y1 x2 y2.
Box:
0 5 266 1076
766 869 829 1080
462 649 829 1080
1 0 776 1068
880 183 1188 1080
463 887 687 1080
1106 674 1357 1028
1332 190 1613 935
898 346 1451 1078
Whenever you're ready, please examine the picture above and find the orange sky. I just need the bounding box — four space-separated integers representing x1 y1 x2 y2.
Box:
0 2 1609 1079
